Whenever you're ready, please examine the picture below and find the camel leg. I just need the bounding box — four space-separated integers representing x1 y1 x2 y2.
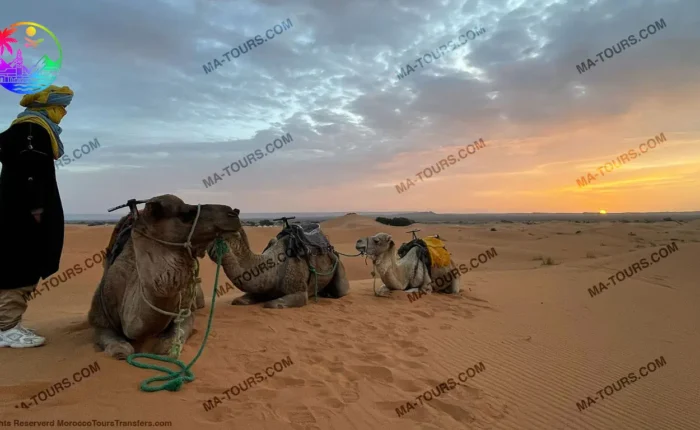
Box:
231 293 268 306
194 283 205 310
444 276 460 294
95 327 135 360
150 313 195 357
263 291 308 309
419 266 433 294
320 257 350 298
442 266 461 294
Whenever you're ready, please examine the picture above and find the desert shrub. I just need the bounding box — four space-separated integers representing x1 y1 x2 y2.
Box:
375 216 415 227
490 227 497 231
258 219 274 226
542 257 555 265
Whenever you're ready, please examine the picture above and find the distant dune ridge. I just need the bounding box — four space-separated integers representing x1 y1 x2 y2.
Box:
2 213 699 429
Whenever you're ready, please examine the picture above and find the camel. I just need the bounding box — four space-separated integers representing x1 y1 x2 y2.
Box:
208 223 350 308
103 209 207 310
355 233 460 297
88 195 242 360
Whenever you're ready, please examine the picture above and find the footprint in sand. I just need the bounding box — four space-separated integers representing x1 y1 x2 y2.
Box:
429 399 477 423
410 309 434 318
395 378 423 392
323 397 345 409
289 407 318 426
273 376 306 387
359 352 388 363
327 361 345 372
348 365 394 382
340 390 360 403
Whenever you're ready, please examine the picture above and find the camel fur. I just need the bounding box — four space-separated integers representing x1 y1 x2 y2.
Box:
88 195 242 360
208 227 350 308
355 233 460 297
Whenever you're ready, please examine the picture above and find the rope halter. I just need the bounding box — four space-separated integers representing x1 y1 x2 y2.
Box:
130 204 204 357
132 204 202 259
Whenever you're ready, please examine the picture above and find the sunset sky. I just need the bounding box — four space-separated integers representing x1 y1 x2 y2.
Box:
1 0 698 215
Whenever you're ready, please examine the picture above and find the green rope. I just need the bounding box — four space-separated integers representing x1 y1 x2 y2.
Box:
126 238 228 392
308 253 339 303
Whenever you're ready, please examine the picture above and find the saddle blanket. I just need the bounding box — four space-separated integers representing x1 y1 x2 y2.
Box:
422 237 451 268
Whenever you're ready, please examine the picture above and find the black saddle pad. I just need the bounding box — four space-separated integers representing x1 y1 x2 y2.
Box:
269 223 334 259
106 215 135 267
397 239 433 278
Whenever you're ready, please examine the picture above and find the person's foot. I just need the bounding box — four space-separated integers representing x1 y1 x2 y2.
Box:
0 323 45 348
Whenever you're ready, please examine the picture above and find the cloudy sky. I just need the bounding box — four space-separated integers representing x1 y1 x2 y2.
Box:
1 0 698 215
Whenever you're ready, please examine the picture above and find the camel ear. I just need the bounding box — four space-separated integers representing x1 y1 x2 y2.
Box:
233 208 240 216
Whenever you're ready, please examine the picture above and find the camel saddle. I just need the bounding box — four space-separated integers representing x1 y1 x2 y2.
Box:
398 237 451 278
105 213 138 267
266 223 334 259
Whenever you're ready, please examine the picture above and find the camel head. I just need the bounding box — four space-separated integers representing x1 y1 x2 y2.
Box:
355 233 394 259
205 224 251 263
136 194 242 258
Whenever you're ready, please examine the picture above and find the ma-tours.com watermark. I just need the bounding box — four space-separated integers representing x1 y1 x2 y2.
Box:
55 138 101 171
395 361 486 417
408 247 498 303
588 242 678 298
213 248 301 287
576 18 667 75
22 250 107 303
202 132 293 188
576 133 667 188
395 26 486 81
203 18 293 75
576 355 667 412
201 356 294 412
396 138 486 194
14 361 101 410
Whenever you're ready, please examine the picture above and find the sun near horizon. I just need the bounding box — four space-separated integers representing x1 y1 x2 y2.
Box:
599 210 607 214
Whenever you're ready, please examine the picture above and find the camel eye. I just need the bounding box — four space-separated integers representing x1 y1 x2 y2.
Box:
373 238 379 244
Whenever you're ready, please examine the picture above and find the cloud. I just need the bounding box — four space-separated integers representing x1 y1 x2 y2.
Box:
0 0 698 213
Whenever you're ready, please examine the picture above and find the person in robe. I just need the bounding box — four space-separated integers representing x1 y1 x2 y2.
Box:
0 85 73 348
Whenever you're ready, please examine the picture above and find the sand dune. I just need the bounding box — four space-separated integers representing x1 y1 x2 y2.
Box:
1 216 699 429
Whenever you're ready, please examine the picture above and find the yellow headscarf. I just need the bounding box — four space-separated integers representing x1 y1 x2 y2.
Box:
11 85 74 159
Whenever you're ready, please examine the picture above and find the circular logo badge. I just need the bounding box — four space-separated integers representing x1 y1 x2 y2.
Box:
0 22 63 94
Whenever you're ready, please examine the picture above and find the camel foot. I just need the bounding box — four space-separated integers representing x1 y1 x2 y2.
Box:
231 293 266 306
151 314 195 357
263 292 307 309
444 281 460 294
94 327 134 360
105 341 135 360
375 285 391 297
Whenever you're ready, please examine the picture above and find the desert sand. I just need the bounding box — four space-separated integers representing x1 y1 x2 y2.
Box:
1 214 699 429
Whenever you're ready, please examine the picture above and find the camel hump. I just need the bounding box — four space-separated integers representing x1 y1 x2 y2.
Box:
276 223 333 258
105 213 137 265
423 237 451 268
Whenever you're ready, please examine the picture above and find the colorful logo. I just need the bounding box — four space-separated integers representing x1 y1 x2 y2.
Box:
0 22 62 94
